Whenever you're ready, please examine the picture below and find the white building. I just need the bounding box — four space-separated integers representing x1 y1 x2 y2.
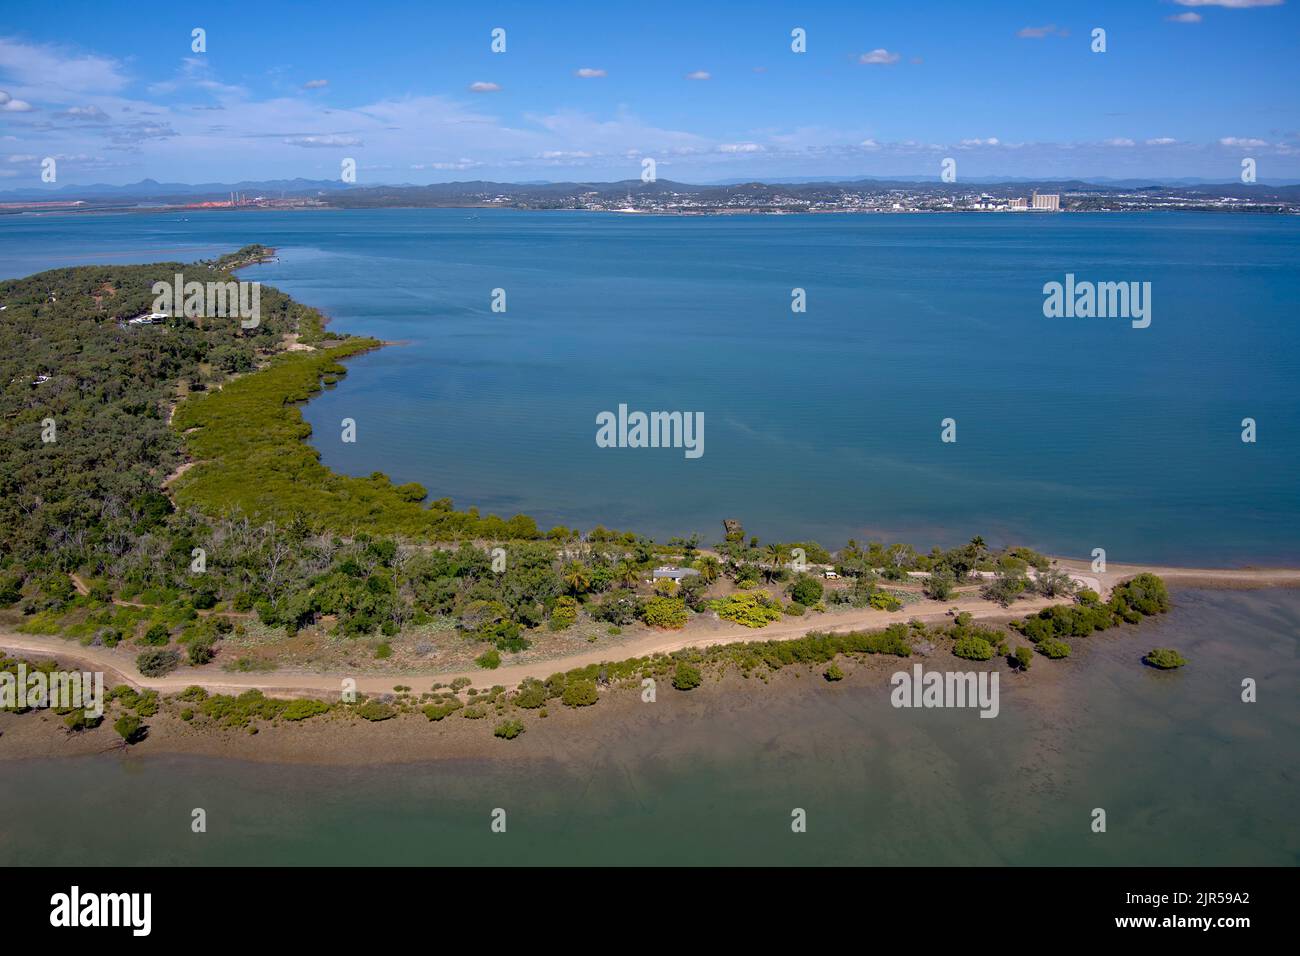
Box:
651 566 700 581
126 312 170 325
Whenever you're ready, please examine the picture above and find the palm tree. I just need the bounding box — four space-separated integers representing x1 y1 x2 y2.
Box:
615 560 639 589
562 562 592 596
697 556 721 585
765 544 784 582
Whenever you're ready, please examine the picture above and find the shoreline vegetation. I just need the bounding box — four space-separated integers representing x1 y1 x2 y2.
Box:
2 247 1298 754
0 574 1182 762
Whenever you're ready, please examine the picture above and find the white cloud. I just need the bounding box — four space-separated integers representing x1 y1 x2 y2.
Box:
0 37 129 95
858 49 901 65
1016 25 1069 39
1174 1 1281 7
1104 138 1136 147
1166 12 1203 22
574 68 606 79
147 57 247 99
412 159 483 170
5 32 1291 187
63 105 110 121
469 81 501 93
284 134 363 148
1219 136 1268 147
0 90 34 112
684 70 711 80
111 121 176 145
302 79 329 89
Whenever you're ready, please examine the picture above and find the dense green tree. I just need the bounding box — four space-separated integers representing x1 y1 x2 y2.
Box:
789 574 824 607
113 714 145 744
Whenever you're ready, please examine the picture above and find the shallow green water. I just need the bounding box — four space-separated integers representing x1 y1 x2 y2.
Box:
2 588 1294 865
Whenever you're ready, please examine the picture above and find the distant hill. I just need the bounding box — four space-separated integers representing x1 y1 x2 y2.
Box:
0 178 356 202
3 175 1299 209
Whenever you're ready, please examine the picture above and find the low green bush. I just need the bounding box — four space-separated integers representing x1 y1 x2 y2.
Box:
1144 647 1187 669
282 698 330 721
494 719 525 739
356 700 396 721
561 680 599 707
136 648 180 677
672 661 703 690
1036 638 1071 659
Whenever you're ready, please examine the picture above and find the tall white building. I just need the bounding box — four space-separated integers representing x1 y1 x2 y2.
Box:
1031 192 1061 211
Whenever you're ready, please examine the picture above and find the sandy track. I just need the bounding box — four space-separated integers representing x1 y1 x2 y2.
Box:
5 563 1299 698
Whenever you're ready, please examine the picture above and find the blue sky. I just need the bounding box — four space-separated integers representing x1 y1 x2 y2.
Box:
1 0 1297 186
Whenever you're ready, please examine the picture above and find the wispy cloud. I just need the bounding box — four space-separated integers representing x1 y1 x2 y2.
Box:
302 79 328 89
110 121 177 146
1174 1 1282 7
412 158 483 170
62 105 110 122
858 49 901 64
148 57 247 99
0 37 128 94
1017 25 1069 39
684 70 711 80
469 81 501 92
574 68 606 78
284 134 363 148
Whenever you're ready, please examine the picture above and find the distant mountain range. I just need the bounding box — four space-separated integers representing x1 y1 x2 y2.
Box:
0 177 356 201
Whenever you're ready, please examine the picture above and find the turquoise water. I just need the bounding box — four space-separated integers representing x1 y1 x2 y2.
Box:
0 588 1295 865
2 212 1297 865
2 208 1297 562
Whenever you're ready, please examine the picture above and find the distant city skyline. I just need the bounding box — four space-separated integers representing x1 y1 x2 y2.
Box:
1 0 1297 186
